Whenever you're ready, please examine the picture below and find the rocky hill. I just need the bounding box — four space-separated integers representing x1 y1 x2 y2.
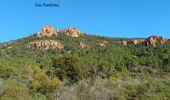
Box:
0 24 170 100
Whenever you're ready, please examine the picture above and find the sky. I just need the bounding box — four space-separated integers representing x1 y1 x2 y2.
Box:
0 0 170 42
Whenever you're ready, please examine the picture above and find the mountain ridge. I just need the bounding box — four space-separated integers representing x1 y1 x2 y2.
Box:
1 24 169 43
33 25 168 48
2 25 167 44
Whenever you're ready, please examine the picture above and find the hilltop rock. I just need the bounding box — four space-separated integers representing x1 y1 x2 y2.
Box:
28 40 64 50
37 25 59 37
63 27 83 37
145 35 167 47
36 25 84 38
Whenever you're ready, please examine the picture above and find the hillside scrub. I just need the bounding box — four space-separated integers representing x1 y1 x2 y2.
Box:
0 32 170 99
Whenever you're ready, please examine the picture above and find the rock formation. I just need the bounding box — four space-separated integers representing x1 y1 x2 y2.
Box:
119 35 167 47
63 27 83 37
36 25 83 38
121 41 128 46
145 35 167 47
99 41 108 47
37 25 59 37
131 39 144 45
121 39 144 46
28 40 64 50
80 42 86 48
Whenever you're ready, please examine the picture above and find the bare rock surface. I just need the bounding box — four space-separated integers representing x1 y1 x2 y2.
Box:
62 27 84 37
28 40 64 50
145 35 167 47
80 42 86 48
37 25 59 37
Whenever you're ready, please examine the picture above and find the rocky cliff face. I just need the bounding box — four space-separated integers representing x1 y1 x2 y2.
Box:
28 40 64 50
63 27 83 37
145 35 167 47
37 25 59 37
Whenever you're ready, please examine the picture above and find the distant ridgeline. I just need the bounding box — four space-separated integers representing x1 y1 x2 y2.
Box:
26 24 168 50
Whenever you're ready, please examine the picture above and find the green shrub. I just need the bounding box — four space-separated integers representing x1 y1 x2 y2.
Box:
52 55 84 84
0 79 4 96
1 81 30 100
27 65 63 94
54 78 116 100
0 65 13 79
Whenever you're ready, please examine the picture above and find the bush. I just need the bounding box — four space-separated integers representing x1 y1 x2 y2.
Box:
0 79 4 96
27 66 63 94
54 78 116 100
0 81 30 100
0 65 13 79
52 55 84 84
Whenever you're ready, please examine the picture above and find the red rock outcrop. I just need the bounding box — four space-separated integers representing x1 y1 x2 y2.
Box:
119 35 167 47
37 25 59 37
121 41 128 46
63 27 83 37
36 25 84 38
28 40 64 50
99 41 108 47
145 35 167 47
131 39 144 45
80 42 86 48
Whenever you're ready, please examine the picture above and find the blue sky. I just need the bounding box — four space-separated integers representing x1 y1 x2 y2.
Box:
0 0 170 42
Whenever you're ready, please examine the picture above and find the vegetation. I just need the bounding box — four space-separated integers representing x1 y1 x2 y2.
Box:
52 55 84 84
0 33 170 99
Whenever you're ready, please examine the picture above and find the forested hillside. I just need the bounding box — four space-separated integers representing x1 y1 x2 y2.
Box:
0 25 170 100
